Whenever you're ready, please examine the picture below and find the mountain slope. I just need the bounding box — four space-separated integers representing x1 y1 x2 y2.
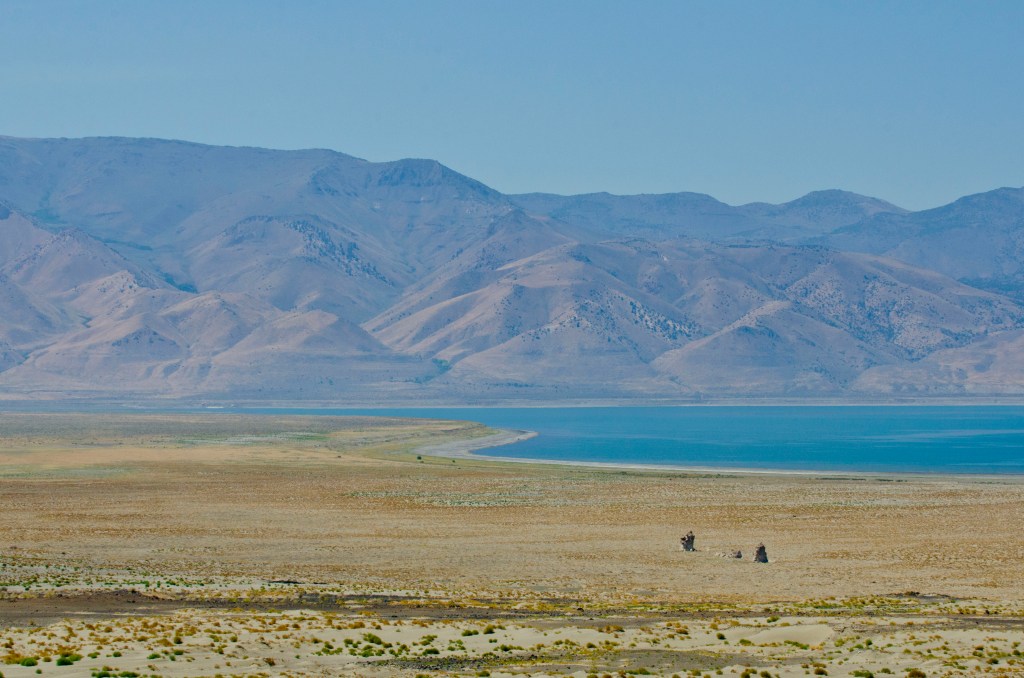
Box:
818 187 1024 299
1 135 1023 400
0 136 517 323
369 239 1024 398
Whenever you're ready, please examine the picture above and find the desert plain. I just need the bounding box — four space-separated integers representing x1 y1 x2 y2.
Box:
0 412 1022 678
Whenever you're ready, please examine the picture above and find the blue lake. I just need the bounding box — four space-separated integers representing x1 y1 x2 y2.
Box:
234 405 1024 475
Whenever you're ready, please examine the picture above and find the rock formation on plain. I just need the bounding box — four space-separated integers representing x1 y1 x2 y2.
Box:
680 531 696 552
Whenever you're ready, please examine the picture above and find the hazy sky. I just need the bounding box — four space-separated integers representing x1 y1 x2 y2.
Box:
2 1 1022 209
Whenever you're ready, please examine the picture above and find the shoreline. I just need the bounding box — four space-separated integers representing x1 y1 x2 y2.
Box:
423 426 1024 481
6 398 1024 410
413 427 541 459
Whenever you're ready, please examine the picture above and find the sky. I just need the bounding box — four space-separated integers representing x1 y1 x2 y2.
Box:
1 1 1022 210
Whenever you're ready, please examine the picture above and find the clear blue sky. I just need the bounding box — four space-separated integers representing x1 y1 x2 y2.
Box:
1 1 1022 210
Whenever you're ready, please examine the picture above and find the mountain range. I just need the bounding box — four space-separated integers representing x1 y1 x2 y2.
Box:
1 135 1023 402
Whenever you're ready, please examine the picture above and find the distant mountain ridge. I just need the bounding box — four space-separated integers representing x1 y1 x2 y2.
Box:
816 187 1024 300
1 135 1023 401
510 188 906 243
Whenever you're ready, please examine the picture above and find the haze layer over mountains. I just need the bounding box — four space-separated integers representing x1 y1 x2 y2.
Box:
2 136 1023 401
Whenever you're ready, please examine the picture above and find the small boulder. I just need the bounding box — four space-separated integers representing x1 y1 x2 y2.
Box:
680 531 696 552
754 543 768 563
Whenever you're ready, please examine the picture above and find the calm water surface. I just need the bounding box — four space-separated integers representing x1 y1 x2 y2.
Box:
232 405 1024 475
235 406 1024 475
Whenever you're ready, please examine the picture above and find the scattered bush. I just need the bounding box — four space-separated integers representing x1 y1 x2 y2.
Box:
55 656 74 666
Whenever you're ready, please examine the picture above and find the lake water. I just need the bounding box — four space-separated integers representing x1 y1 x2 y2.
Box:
236 405 1024 475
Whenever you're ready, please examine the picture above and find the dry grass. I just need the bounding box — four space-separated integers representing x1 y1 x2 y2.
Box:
0 412 1022 676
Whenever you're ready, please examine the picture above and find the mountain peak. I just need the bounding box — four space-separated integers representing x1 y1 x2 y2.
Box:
778 189 907 214
376 158 502 199
944 186 1024 210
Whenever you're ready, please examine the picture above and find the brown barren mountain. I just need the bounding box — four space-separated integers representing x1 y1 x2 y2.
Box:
1 136 1023 400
